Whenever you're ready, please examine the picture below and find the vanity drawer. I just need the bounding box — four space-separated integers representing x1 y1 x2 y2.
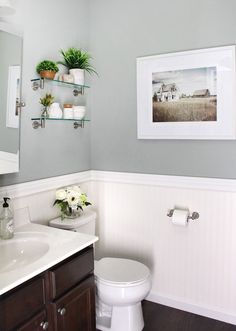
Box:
49 246 94 300
0 275 46 331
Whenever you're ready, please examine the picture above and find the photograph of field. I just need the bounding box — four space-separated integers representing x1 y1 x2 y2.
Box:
152 67 217 122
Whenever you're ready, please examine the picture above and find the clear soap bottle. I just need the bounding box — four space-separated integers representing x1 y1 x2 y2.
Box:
0 197 14 239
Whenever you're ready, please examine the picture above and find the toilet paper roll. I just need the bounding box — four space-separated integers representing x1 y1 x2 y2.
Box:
171 209 189 227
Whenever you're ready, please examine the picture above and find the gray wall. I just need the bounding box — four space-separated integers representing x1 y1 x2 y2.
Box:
2 0 236 186
0 31 21 154
90 0 236 179
0 0 90 186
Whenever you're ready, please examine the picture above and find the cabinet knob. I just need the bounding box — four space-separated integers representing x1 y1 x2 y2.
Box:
58 307 66 316
40 321 49 330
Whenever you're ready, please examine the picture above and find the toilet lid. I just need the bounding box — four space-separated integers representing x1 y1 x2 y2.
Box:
94 258 150 285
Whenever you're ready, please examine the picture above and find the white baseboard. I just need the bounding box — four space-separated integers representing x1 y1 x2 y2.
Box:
147 291 236 325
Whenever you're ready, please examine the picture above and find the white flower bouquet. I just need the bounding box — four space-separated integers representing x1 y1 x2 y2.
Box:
54 185 91 219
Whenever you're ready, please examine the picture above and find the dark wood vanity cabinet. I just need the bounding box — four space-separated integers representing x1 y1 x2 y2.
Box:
0 246 95 331
52 276 95 331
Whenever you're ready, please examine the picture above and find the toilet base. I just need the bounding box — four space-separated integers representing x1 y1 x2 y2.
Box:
96 302 144 331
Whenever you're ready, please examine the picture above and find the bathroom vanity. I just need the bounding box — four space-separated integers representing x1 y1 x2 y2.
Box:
0 223 98 331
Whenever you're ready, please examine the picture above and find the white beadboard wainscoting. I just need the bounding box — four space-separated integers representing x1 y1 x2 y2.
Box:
89 171 236 325
1 170 236 324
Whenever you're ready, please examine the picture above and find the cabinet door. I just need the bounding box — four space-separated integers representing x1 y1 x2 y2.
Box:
53 276 95 331
0 276 46 331
49 247 94 300
17 311 49 331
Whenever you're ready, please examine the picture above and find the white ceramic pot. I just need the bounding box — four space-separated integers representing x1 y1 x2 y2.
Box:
73 106 86 120
64 106 74 119
48 103 63 119
63 74 74 83
69 69 85 85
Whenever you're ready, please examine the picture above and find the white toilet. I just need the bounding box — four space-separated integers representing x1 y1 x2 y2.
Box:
49 210 151 331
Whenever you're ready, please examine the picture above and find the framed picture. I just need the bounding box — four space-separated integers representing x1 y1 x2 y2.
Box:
137 46 236 139
6 65 21 129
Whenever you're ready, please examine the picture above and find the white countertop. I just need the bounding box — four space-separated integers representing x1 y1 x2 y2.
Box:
0 223 98 295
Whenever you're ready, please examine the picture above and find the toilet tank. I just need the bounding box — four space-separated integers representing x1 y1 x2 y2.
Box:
49 210 96 235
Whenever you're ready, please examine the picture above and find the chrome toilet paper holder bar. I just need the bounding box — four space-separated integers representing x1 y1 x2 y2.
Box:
167 209 200 221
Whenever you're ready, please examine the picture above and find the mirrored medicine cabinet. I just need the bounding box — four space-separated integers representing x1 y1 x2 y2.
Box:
0 23 23 175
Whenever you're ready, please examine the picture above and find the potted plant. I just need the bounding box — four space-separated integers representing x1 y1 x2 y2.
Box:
39 93 54 118
58 48 97 85
36 60 59 79
54 185 91 219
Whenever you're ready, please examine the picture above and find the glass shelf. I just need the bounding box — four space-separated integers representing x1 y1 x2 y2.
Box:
31 117 90 129
31 77 90 89
31 77 90 96
31 117 90 122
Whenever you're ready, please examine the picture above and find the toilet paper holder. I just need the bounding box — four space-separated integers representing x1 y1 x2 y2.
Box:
167 209 199 221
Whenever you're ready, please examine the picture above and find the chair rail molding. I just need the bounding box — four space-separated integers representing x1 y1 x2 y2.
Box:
0 171 91 199
90 170 236 193
1 170 236 200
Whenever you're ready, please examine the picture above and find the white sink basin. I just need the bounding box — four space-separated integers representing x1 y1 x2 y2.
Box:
0 232 50 273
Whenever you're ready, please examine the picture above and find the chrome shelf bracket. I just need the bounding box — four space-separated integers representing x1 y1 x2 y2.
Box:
32 78 44 91
74 120 84 129
73 87 84 96
32 117 45 129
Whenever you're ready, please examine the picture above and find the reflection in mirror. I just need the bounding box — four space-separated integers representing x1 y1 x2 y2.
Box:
0 29 22 175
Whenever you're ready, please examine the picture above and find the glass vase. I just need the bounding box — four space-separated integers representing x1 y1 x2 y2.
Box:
61 206 81 220
41 106 49 118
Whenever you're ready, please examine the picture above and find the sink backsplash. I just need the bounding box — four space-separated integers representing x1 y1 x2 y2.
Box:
14 207 31 228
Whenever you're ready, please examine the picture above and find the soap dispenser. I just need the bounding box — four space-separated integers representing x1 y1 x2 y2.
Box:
0 197 14 239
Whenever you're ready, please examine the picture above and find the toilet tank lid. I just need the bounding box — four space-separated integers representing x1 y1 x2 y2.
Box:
49 210 96 230
94 257 150 285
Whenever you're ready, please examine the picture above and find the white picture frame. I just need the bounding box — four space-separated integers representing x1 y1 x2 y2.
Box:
137 46 236 139
6 65 21 129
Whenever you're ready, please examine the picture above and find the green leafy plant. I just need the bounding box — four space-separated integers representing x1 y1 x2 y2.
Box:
39 93 54 118
36 60 59 74
58 48 97 75
40 93 54 107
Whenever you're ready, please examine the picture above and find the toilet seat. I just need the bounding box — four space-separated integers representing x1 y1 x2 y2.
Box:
94 257 150 287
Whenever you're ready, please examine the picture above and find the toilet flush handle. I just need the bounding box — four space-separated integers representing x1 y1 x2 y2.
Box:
58 307 66 316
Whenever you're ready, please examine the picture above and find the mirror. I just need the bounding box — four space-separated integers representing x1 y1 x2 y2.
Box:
0 25 22 175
